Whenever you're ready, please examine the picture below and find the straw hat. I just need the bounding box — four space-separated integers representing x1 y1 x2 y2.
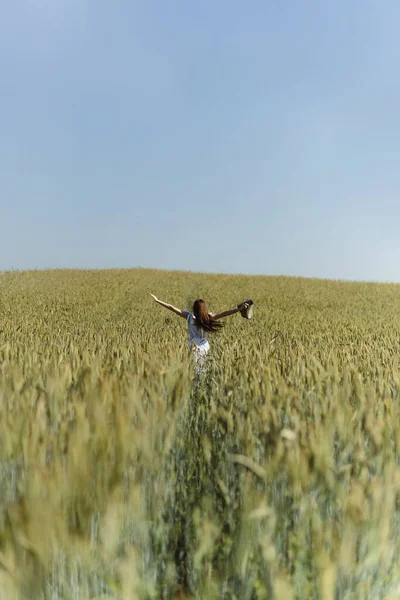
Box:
238 298 254 319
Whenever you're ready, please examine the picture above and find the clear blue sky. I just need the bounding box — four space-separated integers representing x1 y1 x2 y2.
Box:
1 1 400 281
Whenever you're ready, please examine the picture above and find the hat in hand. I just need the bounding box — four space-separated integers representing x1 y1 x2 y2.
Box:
238 298 254 319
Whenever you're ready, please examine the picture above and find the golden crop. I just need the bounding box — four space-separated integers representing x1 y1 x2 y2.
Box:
1 268 400 599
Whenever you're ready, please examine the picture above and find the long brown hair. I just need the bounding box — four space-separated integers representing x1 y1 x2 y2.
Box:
193 299 223 333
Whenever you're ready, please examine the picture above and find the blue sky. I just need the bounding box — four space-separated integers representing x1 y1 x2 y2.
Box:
1 0 400 281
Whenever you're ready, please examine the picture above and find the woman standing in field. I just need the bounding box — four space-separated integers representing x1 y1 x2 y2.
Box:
149 295 250 373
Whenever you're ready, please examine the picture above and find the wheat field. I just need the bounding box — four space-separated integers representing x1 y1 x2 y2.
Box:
1 268 400 599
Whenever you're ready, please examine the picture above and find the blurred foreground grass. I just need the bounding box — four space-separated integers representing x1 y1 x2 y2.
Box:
1 269 400 599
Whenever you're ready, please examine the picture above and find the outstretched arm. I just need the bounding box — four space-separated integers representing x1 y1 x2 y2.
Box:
149 294 189 319
212 301 249 320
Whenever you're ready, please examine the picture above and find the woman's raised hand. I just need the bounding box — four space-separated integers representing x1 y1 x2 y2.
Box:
149 293 158 302
238 301 249 311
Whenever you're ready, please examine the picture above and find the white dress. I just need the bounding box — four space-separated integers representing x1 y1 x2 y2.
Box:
186 312 211 372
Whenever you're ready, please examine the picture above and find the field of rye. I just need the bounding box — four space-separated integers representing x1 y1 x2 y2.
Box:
2 268 400 599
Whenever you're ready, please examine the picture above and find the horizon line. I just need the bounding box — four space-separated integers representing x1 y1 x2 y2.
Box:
1 266 399 286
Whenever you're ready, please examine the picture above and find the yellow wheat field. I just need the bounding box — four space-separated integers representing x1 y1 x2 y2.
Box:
1 268 400 599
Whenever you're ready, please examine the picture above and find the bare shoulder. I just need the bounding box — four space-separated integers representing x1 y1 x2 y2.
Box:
180 309 190 319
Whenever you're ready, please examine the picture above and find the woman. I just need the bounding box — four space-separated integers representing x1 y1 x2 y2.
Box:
149 294 250 373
